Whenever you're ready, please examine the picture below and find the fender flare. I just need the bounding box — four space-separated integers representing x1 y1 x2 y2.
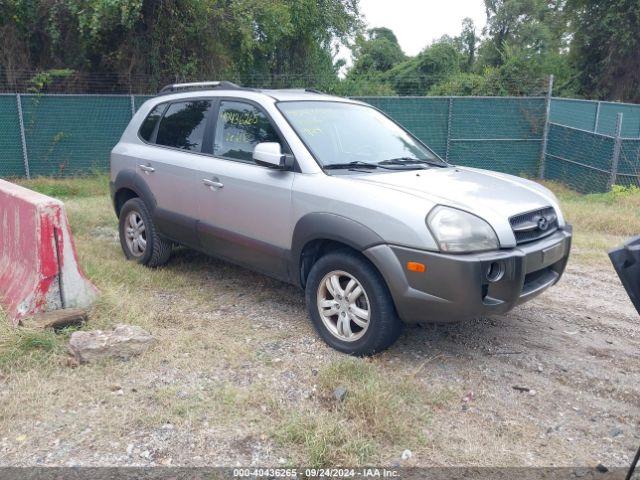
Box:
111 169 158 216
290 212 385 286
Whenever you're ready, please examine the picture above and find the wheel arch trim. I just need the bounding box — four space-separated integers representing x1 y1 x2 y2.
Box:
111 169 158 216
290 212 385 287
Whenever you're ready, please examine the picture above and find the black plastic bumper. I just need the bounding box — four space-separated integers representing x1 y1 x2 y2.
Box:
364 227 572 323
609 235 640 316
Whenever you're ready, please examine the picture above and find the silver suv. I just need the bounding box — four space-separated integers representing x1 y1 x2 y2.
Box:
110 81 572 355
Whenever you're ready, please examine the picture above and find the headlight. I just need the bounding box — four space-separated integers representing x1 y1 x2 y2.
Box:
427 206 499 253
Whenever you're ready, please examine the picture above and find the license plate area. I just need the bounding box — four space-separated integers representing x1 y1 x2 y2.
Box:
524 240 566 274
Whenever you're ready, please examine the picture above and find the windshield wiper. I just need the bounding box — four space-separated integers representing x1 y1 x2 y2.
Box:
323 161 380 170
379 157 448 168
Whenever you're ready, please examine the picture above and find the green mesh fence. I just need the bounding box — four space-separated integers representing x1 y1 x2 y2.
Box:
358 96 545 177
1 93 639 193
448 97 544 177
134 95 154 112
0 95 26 176
355 97 450 156
545 124 615 193
20 95 132 176
549 99 598 132
617 140 640 187
550 98 640 137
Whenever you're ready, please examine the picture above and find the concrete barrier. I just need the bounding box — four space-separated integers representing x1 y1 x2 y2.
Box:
0 179 97 324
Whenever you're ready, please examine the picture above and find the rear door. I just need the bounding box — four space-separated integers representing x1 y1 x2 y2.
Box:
194 99 295 280
136 99 214 246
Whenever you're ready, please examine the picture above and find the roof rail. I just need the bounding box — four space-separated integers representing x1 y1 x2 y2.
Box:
158 81 241 95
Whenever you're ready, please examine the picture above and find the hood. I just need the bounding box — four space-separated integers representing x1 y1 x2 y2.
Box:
348 166 563 248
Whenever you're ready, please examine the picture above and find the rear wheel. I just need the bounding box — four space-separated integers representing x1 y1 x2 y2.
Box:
305 250 403 355
118 198 172 267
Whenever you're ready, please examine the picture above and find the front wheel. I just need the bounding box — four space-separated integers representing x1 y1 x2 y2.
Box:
305 250 403 355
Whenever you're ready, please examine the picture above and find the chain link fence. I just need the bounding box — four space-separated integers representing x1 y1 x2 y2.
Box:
0 90 639 193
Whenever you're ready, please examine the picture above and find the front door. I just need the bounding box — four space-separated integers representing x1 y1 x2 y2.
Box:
195 99 295 280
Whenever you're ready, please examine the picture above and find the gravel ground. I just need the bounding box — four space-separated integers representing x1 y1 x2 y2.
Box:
1 227 639 468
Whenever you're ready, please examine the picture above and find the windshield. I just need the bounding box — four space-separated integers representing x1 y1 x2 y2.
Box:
277 101 443 168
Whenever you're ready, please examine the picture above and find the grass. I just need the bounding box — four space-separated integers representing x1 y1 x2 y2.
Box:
0 174 636 466
273 357 453 466
13 173 110 199
543 181 639 265
0 324 64 369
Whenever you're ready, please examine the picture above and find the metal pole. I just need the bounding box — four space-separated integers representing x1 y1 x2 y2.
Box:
130 94 136 117
608 113 623 189
538 74 554 179
445 97 453 161
16 93 30 179
594 101 601 133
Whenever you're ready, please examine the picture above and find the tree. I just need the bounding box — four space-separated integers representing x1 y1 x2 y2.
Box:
350 27 405 75
479 0 564 68
0 0 363 92
568 0 640 102
385 40 462 95
458 18 477 71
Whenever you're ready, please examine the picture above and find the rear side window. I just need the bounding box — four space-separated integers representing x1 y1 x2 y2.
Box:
155 100 213 151
214 101 280 162
138 105 164 142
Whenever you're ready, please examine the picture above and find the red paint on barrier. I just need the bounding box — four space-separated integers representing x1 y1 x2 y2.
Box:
0 179 97 324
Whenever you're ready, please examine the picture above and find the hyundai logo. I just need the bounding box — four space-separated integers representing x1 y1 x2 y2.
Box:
537 215 550 231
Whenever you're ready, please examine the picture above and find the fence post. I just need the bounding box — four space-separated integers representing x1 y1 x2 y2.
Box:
445 97 453 161
16 93 30 179
594 101 601 133
538 74 554 179
608 113 623 190
130 94 136 117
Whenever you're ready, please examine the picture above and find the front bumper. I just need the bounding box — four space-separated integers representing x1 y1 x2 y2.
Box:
364 226 572 323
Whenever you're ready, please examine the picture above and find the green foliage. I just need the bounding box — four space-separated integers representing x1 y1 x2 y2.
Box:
1 0 361 92
349 27 406 75
384 41 463 95
28 69 75 92
1 0 636 101
0 327 63 370
567 0 640 103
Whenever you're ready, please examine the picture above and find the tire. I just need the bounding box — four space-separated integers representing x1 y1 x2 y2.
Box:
118 198 172 267
305 249 403 355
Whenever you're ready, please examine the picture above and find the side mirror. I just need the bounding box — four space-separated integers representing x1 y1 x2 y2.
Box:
253 142 293 170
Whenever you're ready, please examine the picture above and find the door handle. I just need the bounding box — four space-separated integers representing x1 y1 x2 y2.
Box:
203 178 224 189
138 164 155 173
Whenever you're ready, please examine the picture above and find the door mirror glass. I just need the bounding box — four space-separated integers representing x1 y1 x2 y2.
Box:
253 142 291 169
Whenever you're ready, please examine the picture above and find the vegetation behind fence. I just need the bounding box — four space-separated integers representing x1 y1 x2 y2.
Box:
0 93 639 193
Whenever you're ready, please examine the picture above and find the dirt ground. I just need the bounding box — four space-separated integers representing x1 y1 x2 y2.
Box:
0 184 639 468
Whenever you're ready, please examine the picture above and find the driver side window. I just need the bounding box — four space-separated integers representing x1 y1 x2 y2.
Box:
213 101 280 163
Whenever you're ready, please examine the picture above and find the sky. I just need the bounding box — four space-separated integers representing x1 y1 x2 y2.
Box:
356 0 487 56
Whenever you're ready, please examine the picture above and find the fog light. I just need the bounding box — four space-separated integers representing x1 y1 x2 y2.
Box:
486 261 504 282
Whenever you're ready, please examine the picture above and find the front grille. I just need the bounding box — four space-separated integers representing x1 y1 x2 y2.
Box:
510 206 558 244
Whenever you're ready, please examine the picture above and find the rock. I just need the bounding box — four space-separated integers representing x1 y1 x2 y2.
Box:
333 386 347 402
529 389 537 396
610 427 623 437
512 385 530 393
401 449 412 460
68 325 155 363
126 444 134 456
595 463 608 473
462 390 474 403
